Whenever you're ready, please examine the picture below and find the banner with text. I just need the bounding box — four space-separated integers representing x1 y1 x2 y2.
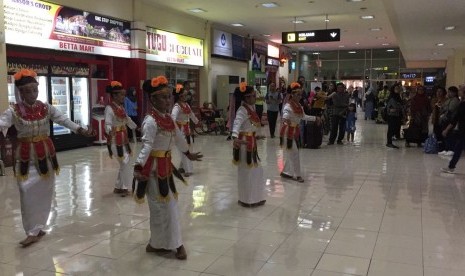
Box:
146 27 204 66
4 0 131 58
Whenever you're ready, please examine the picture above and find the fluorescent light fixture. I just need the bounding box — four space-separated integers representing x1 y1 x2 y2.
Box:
262 34 271 37
262 2 279 8
436 43 444 46
382 43 390 46
292 20 305 24
312 52 320 55
231 23 244 27
386 49 395 52
339 45 345 48
444 26 455 31
370 27 382 31
348 51 357 54
360 15 374 19
188 8 206 13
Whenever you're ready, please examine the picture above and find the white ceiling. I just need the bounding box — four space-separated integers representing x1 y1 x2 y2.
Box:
145 0 465 62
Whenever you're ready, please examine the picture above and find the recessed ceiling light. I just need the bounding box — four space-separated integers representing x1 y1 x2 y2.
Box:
262 2 279 8
386 49 395 52
188 8 206 13
355 42 360 45
382 43 390 46
436 43 444 46
339 45 345 48
231 23 244 27
370 28 382 31
262 34 271 37
348 51 357 54
360 15 374 19
444 26 456 31
291 20 305 24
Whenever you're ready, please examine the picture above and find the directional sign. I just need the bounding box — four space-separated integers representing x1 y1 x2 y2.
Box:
282 29 341 44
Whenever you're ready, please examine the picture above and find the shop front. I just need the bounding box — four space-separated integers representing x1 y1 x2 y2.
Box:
145 27 203 114
3 0 132 151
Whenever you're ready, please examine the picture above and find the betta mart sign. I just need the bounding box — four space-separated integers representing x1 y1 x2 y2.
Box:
3 0 131 58
146 28 204 66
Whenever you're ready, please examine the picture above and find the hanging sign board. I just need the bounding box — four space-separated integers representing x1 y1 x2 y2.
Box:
282 29 340 44
146 27 204 66
4 0 131 58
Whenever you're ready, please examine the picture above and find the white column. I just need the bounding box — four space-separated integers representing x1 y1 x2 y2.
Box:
0 0 8 111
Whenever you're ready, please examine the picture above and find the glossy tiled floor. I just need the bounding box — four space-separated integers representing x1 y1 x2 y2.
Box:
1 113 465 276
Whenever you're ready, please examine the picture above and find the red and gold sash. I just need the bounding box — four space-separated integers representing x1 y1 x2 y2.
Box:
179 102 192 115
109 102 128 119
14 101 48 121
242 104 261 127
149 109 176 132
289 101 304 116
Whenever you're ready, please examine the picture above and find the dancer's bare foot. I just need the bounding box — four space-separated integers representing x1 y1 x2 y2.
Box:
175 245 187 260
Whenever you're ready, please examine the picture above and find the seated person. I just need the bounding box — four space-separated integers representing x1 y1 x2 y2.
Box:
200 102 219 120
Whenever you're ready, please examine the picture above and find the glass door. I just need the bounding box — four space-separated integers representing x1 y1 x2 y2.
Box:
51 76 71 135
72 77 89 126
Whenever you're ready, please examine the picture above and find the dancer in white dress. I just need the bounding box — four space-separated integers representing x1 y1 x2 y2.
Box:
232 82 266 207
104 81 137 195
0 69 94 246
171 84 199 177
133 75 202 260
280 82 319 182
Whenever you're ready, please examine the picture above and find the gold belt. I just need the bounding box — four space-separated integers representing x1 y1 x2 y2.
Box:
288 123 298 127
176 121 188 125
239 132 255 137
113 125 126 131
150 150 171 158
18 135 48 143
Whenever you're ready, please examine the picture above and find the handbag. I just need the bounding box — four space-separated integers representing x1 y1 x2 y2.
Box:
424 134 438 154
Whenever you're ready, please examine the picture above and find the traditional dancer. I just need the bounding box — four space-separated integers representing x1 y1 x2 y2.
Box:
0 69 94 246
280 82 318 182
105 81 137 195
133 76 202 260
232 82 266 207
171 84 199 177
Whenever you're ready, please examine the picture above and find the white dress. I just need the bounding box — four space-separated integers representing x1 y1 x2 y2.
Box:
0 101 81 236
281 102 316 178
135 109 189 249
232 104 266 205
171 102 198 174
104 103 137 190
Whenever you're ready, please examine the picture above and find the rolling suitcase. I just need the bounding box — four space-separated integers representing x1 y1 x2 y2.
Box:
304 121 323 149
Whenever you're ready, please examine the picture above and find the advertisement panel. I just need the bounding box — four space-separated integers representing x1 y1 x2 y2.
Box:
212 29 232 57
146 27 204 66
4 0 131 58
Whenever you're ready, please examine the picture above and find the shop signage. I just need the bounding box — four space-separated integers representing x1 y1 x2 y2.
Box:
282 29 340 44
3 0 131 58
146 27 204 66
213 29 232 57
253 40 268 56
401 73 418 79
268 45 279 59
266 57 280 67
7 62 48 74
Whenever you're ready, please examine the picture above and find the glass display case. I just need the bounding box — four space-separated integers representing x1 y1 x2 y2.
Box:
51 77 71 135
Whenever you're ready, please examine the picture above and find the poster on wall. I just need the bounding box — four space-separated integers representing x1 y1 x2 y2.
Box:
146 27 204 66
4 0 131 58
252 40 267 71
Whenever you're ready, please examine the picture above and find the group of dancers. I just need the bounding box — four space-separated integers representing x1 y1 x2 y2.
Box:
2 69 317 261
